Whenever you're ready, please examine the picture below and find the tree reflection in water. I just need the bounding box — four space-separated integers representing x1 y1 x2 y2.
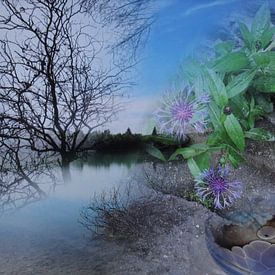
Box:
0 141 58 214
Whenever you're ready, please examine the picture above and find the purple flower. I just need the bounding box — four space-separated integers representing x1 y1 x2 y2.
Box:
195 166 242 209
155 87 209 139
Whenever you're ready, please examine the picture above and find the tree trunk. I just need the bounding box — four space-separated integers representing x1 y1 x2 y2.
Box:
61 157 72 183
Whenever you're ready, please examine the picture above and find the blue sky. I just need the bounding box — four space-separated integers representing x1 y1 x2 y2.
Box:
108 0 269 133
136 0 244 94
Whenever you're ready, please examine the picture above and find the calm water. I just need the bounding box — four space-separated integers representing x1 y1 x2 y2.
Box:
0 154 140 274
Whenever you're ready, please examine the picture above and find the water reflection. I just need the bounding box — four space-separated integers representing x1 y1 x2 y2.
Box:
0 147 141 213
0 146 57 214
0 151 139 224
77 151 142 168
0 151 139 273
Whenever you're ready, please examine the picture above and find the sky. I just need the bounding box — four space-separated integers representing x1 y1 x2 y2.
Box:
108 0 272 134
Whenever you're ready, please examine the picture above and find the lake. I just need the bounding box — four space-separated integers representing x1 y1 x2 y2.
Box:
0 153 141 274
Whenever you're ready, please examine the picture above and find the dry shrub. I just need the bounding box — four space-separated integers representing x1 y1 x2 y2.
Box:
80 185 187 243
143 162 193 198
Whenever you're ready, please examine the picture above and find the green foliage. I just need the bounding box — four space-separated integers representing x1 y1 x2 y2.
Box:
239 22 253 49
179 3 275 170
145 145 166 162
169 143 209 160
255 94 274 113
206 69 228 107
215 41 234 56
251 3 271 42
213 52 249 73
87 130 182 154
244 128 275 141
224 114 245 152
187 158 201 178
253 76 275 93
184 190 214 209
149 4 275 178
226 70 256 98
90 131 143 152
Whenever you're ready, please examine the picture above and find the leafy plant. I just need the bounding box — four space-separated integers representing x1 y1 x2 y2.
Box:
150 4 275 208
174 4 275 171
189 4 275 169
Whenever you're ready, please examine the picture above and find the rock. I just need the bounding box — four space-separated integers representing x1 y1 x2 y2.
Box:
245 119 275 175
91 196 224 275
267 113 275 126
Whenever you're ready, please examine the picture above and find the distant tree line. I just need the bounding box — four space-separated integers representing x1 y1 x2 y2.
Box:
0 0 153 181
82 127 185 153
86 129 143 152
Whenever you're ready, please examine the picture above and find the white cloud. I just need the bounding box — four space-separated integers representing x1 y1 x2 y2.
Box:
151 0 176 13
106 95 159 134
183 0 238 17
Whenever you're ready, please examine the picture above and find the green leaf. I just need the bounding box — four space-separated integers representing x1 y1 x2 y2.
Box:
226 70 256 98
248 95 256 129
187 158 201 178
255 94 273 113
169 143 208 160
207 132 222 146
229 95 250 130
181 59 204 83
250 94 255 110
206 70 228 107
239 22 253 49
224 114 245 152
266 40 275 52
212 52 249 73
260 26 275 49
215 41 234 56
253 52 275 67
253 53 271 67
245 128 275 141
251 3 270 41
248 105 264 129
146 145 166 162
194 152 211 171
253 76 275 93
229 94 250 118
208 101 222 130
148 135 179 145
225 144 245 168
228 154 238 168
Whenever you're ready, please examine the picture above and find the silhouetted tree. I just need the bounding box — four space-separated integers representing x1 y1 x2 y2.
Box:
152 127 157 136
126 127 132 135
0 0 152 181
82 0 152 60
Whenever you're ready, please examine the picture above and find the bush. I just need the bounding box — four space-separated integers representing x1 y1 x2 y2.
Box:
80 186 186 243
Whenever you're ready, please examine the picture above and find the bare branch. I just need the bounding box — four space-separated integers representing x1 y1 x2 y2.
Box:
0 0 146 176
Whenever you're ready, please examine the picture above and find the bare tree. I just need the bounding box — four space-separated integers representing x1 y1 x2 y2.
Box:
82 0 153 61
0 0 151 181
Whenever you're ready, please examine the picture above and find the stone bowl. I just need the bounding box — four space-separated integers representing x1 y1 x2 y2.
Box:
205 196 275 274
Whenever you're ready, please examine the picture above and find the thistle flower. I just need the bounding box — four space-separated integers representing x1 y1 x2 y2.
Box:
155 87 209 139
195 166 242 209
